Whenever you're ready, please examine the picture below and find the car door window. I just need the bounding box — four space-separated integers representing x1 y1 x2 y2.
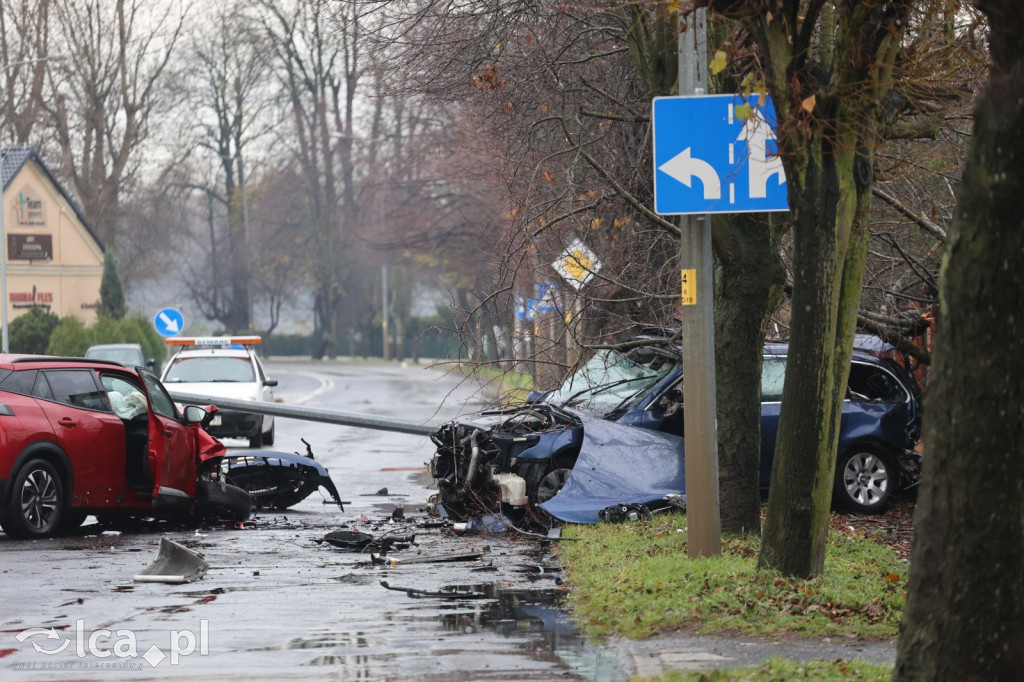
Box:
761 357 787 402
101 375 149 420
138 370 178 419
41 370 112 411
0 369 37 395
847 362 906 402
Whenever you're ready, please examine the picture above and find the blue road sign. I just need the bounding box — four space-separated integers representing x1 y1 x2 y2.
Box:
153 308 185 337
652 94 789 215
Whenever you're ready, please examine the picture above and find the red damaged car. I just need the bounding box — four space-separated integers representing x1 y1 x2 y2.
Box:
0 355 252 539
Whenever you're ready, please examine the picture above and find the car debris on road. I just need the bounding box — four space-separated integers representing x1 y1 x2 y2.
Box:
133 537 209 584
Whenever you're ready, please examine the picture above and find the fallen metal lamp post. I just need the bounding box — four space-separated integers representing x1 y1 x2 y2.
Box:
166 391 443 437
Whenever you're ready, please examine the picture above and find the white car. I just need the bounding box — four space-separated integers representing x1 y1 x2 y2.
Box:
160 336 277 448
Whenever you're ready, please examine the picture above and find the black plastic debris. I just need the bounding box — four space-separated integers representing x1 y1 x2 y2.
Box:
221 451 344 510
320 530 416 554
322 530 374 551
598 503 653 523
380 580 490 599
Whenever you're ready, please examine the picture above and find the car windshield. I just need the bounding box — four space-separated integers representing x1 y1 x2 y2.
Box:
85 348 143 367
544 348 675 412
162 356 255 383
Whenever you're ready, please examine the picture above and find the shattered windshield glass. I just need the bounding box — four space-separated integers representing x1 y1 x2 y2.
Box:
544 348 675 413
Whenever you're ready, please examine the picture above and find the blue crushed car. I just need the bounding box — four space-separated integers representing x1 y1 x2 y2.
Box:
429 337 922 523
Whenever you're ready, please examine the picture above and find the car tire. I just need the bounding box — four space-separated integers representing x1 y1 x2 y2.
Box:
0 459 66 539
248 430 263 449
263 423 275 447
536 468 572 504
833 448 893 514
196 480 254 521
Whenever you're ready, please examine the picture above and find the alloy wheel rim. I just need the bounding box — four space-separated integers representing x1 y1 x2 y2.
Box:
843 453 888 507
20 469 59 530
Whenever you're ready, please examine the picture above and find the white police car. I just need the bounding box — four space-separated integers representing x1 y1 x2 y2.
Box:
160 336 277 447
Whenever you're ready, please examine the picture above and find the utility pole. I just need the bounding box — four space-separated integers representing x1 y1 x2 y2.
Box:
678 8 722 558
381 265 390 360
238 154 253 331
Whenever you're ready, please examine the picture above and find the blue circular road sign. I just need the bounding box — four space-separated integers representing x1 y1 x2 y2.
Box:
154 308 185 337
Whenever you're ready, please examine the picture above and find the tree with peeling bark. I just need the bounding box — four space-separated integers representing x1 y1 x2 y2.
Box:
893 2 1024 678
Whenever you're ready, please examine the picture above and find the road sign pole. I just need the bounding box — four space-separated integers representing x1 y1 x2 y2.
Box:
678 8 721 558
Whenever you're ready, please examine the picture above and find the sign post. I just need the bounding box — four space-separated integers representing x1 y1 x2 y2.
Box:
674 8 720 558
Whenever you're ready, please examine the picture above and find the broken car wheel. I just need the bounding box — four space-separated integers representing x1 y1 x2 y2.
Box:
0 458 65 539
196 480 254 521
536 468 572 504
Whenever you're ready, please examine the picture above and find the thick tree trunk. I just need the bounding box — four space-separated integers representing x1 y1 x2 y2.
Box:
713 213 785 534
757 126 866 578
894 21 1024 680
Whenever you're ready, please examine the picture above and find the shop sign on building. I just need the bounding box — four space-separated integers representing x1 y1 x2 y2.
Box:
12 185 47 226
8 234 53 261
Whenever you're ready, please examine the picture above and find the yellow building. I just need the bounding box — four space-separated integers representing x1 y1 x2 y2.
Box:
1 146 104 327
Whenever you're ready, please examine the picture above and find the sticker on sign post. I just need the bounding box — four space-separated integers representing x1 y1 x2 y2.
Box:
681 269 697 306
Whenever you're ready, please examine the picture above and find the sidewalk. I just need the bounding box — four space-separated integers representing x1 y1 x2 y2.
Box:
611 630 896 677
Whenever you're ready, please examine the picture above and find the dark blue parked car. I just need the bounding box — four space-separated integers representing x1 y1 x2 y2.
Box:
430 337 922 520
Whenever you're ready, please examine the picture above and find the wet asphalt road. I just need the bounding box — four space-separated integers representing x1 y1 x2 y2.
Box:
0 360 626 681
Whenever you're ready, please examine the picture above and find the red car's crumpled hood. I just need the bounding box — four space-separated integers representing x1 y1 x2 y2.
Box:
196 421 227 463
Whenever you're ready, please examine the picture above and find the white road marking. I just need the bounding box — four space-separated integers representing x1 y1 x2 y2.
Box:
288 371 335 405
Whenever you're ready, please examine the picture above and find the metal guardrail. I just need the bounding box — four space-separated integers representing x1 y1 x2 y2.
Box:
166 391 442 437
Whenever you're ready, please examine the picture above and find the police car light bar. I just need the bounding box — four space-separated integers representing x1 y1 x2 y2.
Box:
165 336 262 346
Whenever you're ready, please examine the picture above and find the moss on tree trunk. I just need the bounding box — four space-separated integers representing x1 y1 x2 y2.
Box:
894 14 1024 678
713 213 785 534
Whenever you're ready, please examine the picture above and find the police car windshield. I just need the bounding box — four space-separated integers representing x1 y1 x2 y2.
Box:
162 356 255 383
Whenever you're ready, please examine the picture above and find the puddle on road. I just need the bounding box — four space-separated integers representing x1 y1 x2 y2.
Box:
393 583 626 681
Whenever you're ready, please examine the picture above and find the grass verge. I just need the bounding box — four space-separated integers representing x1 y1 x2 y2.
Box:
649 657 893 681
558 512 907 641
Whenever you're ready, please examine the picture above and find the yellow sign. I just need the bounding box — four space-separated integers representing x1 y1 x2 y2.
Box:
562 249 593 282
681 269 697 305
552 239 602 290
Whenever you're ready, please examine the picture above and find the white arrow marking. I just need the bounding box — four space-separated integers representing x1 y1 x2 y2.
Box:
33 638 70 655
737 106 786 199
159 312 180 333
658 147 722 200
17 627 70 654
16 627 60 642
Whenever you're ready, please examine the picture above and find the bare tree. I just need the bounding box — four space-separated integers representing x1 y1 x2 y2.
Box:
256 0 373 357
184 3 276 332
42 0 190 248
0 0 54 145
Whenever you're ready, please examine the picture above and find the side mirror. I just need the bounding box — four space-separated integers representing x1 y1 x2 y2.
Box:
265 379 279 387
183 405 208 424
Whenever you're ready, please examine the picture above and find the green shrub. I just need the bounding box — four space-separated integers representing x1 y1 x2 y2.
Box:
46 317 91 356
9 307 60 354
